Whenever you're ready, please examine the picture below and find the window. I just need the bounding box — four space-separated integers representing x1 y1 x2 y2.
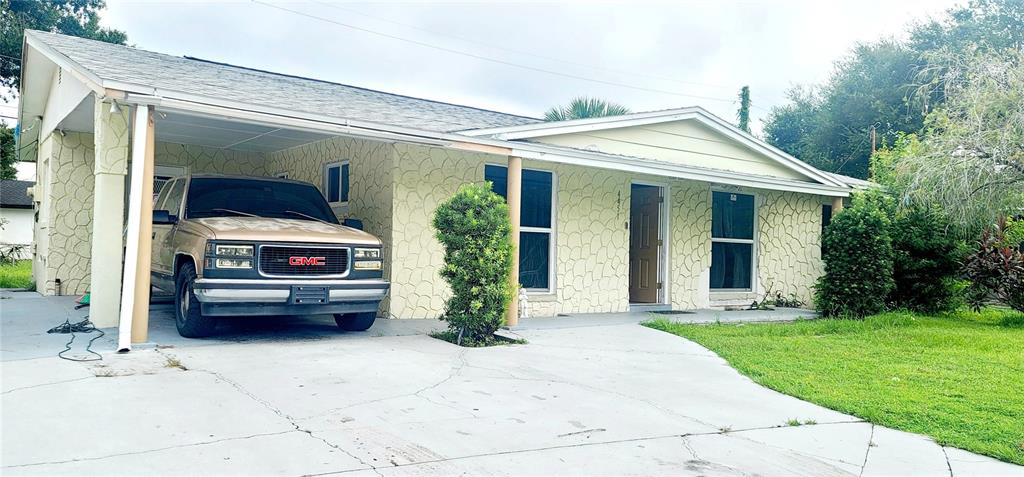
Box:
821 204 833 231
160 179 186 217
323 162 349 204
485 164 555 292
710 191 755 290
153 165 186 195
186 177 338 223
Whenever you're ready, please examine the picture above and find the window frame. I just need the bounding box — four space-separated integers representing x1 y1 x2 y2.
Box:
709 189 758 293
322 161 350 205
484 163 557 295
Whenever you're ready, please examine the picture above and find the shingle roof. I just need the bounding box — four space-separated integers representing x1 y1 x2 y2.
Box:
30 31 541 132
1 180 34 208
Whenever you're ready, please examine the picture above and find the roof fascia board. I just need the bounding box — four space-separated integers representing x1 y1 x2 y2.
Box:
24 31 106 95
459 107 700 137
123 94 848 197
509 145 850 197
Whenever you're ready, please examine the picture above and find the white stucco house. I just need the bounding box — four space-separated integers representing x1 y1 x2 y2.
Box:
15 31 858 340
1 179 34 260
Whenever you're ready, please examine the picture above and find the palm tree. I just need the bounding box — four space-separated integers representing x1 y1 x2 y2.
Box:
544 97 631 121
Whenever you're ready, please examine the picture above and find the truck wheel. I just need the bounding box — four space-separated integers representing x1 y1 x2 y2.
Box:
175 262 217 338
334 312 376 331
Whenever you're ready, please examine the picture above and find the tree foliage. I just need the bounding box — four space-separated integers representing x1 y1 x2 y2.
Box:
897 49 1024 232
432 183 514 345
544 97 630 121
763 0 1024 179
0 121 14 179
963 218 1024 313
815 193 895 318
1 0 127 96
736 85 751 133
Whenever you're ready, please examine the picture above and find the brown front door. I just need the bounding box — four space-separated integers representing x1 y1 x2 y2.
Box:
629 184 662 304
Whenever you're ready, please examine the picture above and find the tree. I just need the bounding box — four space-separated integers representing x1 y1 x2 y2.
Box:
736 85 751 133
897 49 1024 232
763 40 925 178
544 97 630 121
1 0 127 96
0 121 14 179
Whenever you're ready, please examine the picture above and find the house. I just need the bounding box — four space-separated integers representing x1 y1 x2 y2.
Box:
15 31 854 340
0 180 34 260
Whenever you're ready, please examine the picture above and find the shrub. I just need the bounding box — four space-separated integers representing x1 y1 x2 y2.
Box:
815 193 895 318
432 183 514 344
889 207 966 313
963 218 1024 313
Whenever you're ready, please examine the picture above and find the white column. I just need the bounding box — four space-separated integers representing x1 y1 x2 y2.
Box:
88 98 130 328
118 105 155 350
506 156 522 327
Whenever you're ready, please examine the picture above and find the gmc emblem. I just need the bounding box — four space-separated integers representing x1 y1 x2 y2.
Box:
289 256 327 266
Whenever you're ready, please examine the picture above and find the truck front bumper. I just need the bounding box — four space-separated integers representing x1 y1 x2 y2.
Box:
193 278 389 317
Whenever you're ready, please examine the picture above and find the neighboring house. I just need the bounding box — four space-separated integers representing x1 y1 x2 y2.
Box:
15 31 856 330
0 180 34 260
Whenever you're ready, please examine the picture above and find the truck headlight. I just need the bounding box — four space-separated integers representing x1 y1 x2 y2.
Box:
215 258 253 269
354 248 381 259
353 260 382 270
216 244 254 256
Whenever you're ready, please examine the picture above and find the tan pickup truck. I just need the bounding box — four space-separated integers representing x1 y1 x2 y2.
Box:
150 174 389 337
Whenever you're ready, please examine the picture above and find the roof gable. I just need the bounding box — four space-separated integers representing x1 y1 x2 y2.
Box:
460 107 845 187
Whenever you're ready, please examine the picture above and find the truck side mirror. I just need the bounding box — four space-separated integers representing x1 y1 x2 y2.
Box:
153 210 178 225
343 218 363 230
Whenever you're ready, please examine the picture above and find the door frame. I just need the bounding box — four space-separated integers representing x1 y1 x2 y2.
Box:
629 180 670 305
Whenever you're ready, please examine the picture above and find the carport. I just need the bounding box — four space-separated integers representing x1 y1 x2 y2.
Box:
17 31 537 350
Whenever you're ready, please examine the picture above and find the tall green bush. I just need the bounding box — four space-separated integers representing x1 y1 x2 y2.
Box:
889 208 966 313
432 183 514 344
815 193 895 318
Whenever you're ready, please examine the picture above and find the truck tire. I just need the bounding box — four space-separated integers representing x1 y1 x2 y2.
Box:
334 312 376 331
175 262 217 338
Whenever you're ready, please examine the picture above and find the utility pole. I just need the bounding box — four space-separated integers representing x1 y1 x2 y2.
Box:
870 126 877 155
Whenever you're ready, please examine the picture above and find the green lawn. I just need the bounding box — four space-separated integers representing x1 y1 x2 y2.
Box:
0 260 33 289
645 309 1024 465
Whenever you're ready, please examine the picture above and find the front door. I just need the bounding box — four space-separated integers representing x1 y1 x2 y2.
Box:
629 184 662 303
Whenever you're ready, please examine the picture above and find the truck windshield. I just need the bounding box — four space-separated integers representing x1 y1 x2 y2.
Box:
185 177 339 223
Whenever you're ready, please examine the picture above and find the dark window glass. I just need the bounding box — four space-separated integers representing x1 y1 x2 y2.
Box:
485 164 554 289
327 166 340 202
710 242 752 289
712 191 754 239
186 178 338 223
821 204 833 230
340 163 350 202
520 232 550 289
484 164 507 197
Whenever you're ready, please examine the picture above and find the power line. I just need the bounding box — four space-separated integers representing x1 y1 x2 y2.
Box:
311 0 739 93
251 0 742 106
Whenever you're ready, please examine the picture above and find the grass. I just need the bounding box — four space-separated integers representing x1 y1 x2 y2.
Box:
0 260 33 289
644 308 1024 465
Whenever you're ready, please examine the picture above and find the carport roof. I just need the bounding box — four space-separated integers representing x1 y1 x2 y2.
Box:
25 31 541 133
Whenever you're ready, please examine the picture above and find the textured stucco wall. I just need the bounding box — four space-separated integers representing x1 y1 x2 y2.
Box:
35 131 95 295
668 180 713 309
154 143 272 177
756 190 825 305
267 136 395 315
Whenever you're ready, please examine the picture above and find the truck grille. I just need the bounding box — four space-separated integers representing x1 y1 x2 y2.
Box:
258 245 349 277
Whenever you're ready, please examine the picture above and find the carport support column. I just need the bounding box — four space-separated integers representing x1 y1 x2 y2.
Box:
831 196 845 214
506 155 522 327
88 98 130 328
118 105 156 350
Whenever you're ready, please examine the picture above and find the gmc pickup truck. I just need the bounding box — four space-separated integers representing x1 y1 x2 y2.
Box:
150 174 389 337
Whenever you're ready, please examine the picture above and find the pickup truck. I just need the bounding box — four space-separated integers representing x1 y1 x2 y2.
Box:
150 174 389 337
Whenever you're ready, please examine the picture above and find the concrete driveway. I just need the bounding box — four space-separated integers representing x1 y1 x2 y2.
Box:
2 296 1021 476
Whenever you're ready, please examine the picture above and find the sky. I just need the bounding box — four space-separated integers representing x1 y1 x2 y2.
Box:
3 0 962 135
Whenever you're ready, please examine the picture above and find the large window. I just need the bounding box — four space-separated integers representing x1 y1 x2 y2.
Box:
485 164 555 292
710 191 755 290
323 162 349 204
